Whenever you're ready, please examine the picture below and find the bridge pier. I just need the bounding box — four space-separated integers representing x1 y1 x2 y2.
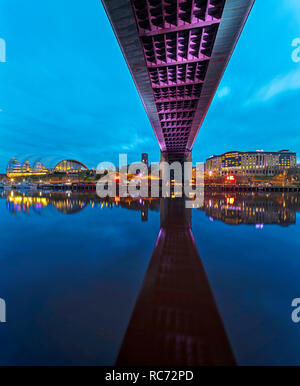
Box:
160 152 192 165
160 152 192 186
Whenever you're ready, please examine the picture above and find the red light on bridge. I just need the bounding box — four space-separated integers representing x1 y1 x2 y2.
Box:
226 175 236 182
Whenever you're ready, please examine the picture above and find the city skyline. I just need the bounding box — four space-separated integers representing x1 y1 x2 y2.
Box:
3 147 298 174
0 1 300 168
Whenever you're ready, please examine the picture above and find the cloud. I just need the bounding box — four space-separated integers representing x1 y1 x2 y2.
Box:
119 135 152 151
217 86 231 98
255 68 300 102
244 68 300 106
286 0 300 21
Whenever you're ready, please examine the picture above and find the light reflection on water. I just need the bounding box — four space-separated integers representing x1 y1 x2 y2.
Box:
0 189 300 365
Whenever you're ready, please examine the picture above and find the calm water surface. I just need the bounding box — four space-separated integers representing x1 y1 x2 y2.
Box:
0 190 299 365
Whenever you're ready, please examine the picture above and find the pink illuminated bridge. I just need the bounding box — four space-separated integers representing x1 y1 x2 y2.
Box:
101 0 255 162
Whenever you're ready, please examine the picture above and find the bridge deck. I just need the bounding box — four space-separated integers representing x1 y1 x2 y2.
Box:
101 0 255 158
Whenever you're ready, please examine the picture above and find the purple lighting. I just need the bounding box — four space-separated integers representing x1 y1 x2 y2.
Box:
131 0 225 155
102 0 255 157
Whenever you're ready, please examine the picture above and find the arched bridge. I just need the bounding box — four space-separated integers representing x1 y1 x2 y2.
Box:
101 0 254 162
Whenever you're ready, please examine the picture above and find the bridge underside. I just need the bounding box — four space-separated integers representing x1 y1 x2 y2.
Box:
101 0 254 160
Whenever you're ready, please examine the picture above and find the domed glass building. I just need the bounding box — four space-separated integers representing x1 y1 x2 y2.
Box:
6 157 22 176
33 161 46 172
6 157 49 177
54 159 88 173
22 160 31 173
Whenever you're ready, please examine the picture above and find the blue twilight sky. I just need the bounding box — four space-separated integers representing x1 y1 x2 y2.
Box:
0 0 300 171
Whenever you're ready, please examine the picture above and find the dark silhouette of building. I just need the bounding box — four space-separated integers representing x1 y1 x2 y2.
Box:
141 153 149 168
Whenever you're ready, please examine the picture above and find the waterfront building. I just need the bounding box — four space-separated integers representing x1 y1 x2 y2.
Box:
6 157 89 178
22 160 31 173
54 159 88 173
33 161 47 173
6 157 49 178
205 150 297 177
287 165 300 182
6 157 22 176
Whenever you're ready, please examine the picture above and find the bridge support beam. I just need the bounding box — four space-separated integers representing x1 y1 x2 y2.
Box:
160 152 193 184
102 0 254 156
160 152 192 165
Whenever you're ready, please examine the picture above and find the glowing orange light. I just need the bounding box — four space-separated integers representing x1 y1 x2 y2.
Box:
226 197 235 205
226 175 236 182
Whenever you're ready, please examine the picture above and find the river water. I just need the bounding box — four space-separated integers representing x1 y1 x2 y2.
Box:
0 190 299 365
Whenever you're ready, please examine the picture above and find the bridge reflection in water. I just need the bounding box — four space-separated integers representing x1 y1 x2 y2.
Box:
1 190 300 364
117 198 235 366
